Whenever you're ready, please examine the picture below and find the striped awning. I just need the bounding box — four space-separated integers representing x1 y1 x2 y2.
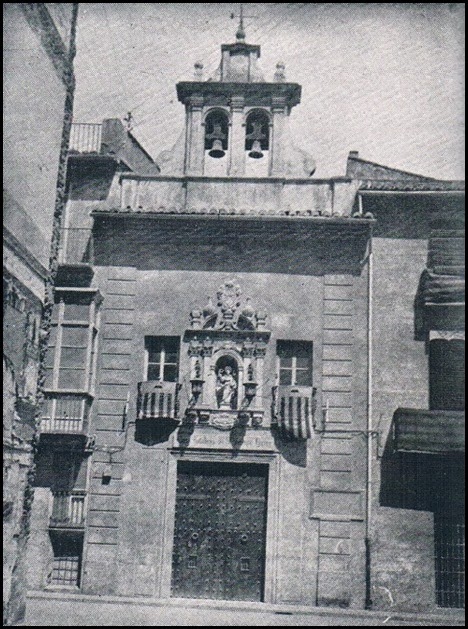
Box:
137 381 179 421
274 386 314 440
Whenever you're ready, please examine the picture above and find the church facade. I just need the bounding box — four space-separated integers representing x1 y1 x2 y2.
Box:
27 28 464 612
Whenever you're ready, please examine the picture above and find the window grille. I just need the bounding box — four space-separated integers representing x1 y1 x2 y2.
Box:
51 555 81 587
435 511 465 608
50 536 83 587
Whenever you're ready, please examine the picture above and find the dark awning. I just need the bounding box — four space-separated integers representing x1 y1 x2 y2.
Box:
393 407 465 454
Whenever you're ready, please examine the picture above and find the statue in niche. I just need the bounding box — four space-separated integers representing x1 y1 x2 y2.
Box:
216 365 237 409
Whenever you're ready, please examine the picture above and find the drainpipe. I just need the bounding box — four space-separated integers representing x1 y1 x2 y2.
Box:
363 192 374 609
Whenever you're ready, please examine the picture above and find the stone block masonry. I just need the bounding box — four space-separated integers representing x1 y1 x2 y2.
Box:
83 268 137 595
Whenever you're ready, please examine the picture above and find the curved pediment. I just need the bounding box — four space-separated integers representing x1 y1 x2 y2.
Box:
189 280 269 333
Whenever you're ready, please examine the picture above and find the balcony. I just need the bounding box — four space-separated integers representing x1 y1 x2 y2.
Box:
272 385 315 440
40 394 92 449
69 123 102 154
137 381 180 421
68 119 159 175
393 408 465 455
49 490 86 532
136 381 181 445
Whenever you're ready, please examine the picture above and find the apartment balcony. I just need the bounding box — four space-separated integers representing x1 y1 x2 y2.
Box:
393 408 465 455
39 393 93 450
49 490 86 533
68 119 159 175
69 123 102 154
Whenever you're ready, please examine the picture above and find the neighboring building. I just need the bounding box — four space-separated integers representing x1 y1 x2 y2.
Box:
3 4 78 625
26 24 464 615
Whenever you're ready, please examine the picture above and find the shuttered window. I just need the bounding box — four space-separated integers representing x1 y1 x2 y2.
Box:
429 340 465 411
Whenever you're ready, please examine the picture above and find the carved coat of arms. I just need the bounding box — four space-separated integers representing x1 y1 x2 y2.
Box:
209 412 236 430
217 280 241 314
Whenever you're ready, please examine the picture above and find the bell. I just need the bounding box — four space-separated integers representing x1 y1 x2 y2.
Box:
208 139 225 158
248 140 263 159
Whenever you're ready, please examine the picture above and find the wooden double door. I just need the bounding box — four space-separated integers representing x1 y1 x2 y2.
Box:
171 461 268 601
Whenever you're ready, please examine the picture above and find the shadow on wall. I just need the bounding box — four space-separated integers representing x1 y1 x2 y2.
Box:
134 419 180 446
368 195 464 240
134 420 307 467
379 440 434 512
34 449 86 490
93 217 370 276
272 428 307 467
67 158 118 201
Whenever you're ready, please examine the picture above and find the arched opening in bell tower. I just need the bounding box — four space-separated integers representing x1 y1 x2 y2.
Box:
204 109 229 176
245 109 270 177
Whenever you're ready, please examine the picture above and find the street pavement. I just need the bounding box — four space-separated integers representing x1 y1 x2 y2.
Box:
17 595 465 627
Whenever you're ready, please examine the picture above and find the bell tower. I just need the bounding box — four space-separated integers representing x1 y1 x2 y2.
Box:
176 20 304 177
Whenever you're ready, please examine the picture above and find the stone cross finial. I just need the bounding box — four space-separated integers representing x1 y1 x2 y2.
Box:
230 4 257 42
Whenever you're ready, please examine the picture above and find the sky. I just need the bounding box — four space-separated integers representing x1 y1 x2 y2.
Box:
73 3 465 179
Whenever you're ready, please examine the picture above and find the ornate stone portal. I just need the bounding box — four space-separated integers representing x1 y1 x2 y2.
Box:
184 280 270 430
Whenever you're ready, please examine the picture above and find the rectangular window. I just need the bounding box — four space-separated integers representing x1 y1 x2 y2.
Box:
63 302 91 322
277 340 313 387
145 336 180 382
43 291 100 393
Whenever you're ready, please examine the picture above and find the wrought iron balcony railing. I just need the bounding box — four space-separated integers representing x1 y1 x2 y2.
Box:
69 123 102 154
40 393 91 436
49 490 86 529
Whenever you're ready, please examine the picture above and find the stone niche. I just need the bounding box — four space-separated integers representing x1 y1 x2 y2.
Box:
182 280 271 432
